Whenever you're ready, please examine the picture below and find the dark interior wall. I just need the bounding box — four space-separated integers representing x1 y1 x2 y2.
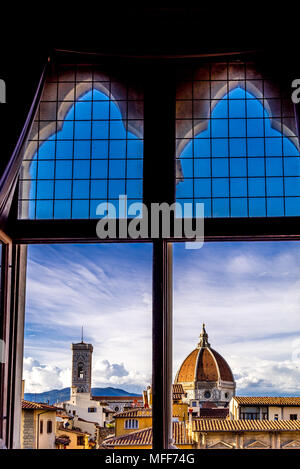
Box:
0 7 298 179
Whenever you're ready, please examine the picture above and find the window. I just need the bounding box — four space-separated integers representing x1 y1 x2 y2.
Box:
274 414 279 420
88 407 96 413
204 391 211 399
241 412 259 420
176 61 300 217
124 419 139 429
18 64 144 220
191 401 197 407
40 420 43 434
77 436 84 446
47 420 52 434
77 363 84 379
2 51 300 452
290 414 297 420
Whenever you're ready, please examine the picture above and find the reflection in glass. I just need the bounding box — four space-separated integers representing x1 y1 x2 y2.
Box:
177 88 300 217
18 90 143 219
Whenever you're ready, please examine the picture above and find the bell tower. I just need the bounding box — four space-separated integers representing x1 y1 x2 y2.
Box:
71 331 93 394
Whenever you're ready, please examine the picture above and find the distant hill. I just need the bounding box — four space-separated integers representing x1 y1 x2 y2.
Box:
24 387 141 405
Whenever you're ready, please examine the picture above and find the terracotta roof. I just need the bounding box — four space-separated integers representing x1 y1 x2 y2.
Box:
175 346 234 383
233 396 300 406
114 408 152 418
175 328 234 384
22 400 61 411
193 419 300 432
91 395 143 402
58 427 90 436
199 408 229 419
102 422 194 447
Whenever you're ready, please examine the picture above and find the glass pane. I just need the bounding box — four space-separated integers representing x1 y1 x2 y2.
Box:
174 241 300 448
176 61 300 218
22 244 152 449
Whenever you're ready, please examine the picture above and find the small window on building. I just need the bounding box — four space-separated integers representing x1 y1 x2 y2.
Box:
73 410 76 416
191 401 197 407
115 406 119 412
274 414 279 420
40 420 43 434
88 407 96 413
125 419 139 429
204 391 211 399
290 414 297 420
224 392 229 399
77 436 85 446
47 420 53 433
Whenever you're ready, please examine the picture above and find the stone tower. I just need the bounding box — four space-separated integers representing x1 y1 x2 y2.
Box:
71 335 93 394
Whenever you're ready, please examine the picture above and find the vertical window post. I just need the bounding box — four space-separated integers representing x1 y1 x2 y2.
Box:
144 62 175 449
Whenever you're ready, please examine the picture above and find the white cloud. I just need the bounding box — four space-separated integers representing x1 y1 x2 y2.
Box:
23 357 71 393
23 356 150 395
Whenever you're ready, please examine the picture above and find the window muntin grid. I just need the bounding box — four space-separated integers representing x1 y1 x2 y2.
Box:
18 66 144 220
176 62 300 217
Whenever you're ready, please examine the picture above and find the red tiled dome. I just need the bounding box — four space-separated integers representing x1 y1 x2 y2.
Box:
175 325 234 384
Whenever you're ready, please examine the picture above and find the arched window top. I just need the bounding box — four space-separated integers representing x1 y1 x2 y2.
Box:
176 85 300 218
18 83 144 219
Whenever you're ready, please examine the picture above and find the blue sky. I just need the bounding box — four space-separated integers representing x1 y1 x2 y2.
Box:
23 241 300 396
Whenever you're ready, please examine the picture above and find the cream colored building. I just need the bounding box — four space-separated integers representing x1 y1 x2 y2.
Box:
191 418 300 449
230 397 300 421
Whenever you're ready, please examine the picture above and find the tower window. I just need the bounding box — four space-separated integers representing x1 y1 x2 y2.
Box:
204 391 211 399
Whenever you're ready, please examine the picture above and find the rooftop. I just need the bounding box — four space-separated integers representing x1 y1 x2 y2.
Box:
175 325 234 384
102 422 194 447
199 408 229 419
114 408 152 418
193 419 300 432
22 400 62 411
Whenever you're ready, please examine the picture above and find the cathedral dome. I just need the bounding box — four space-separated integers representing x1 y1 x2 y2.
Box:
175 324 234 384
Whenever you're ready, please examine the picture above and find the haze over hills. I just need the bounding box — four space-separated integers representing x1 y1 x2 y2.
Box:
24 387 141 405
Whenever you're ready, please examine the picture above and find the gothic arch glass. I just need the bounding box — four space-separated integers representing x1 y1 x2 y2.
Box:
18 66 144 220
176 62 300 218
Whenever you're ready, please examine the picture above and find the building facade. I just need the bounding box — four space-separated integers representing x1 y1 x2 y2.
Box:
21 401 58 449
230 397 300 421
